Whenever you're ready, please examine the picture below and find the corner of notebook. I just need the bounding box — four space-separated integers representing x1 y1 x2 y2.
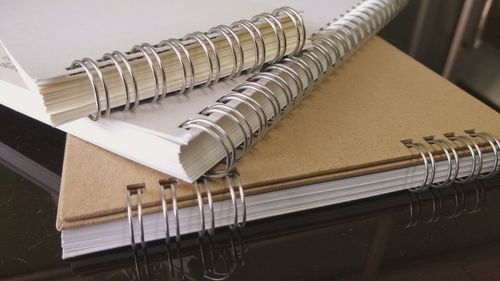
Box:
0 40 39 94
56 134 74 231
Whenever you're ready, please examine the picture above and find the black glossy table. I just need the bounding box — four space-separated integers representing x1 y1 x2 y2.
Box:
1 104 500 281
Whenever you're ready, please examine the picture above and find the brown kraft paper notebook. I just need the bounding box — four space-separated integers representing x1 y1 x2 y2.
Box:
57 36 500 230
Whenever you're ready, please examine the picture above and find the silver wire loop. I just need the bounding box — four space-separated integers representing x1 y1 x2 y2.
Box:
217 25 245 76
142 43 167 100
401 139 435 192
444 132 482 183
327 25 355 52
200 104 253 159
126 183 149 279
158 178 185 276
249 72 293 116
226 170 247 230
207 26 240 80
424 136 456 188
190 31 222 86
102 51 140 111
127 183 144 251
131 44 165 102
194 179 207 238
283 57 314 96
415 141 436 190
184 32 216 88
310 37 336 72
346 12 372 37
158 38 195 95
216 94 264 142
159 178 178 244
352 9 377 33
230 20 264 72
273 6 306 55
334 20 361 47
436 138 460 185
301 50 326 85
71 58 111 121
252 12 286 63
319 30 349 61
266 63 304 104
194 177 237 281
181 118 236 178
310 36 336 69
233 82 281 124
465 129 500 178
195 177 217 237
159 178 177 278
168 177 242 281
218 92 268 140
242 19 267 70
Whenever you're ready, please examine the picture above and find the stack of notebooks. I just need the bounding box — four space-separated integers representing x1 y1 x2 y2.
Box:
1 0 499 262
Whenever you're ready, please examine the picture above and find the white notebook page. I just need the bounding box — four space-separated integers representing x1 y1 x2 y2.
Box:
0 0 359 81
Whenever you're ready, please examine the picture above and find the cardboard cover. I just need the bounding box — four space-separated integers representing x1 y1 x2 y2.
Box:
57 37 500 230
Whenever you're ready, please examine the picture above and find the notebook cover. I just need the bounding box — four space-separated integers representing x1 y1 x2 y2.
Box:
57 36 500 230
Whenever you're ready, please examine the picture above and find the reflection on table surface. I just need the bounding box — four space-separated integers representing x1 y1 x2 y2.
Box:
2 106 500 281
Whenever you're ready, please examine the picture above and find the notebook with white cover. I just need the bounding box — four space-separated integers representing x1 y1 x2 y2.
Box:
0 0 358 125
1 0 409 181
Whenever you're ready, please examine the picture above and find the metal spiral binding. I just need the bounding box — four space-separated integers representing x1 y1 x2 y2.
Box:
101 51 140 111
70 59 111 121
126 183 150 280
424 136 459 188
123 1 408 277
199 105 253 160
401 181 485 228
175 0 408 221
181 118 237 178
401 131 500 194
158 178 178 279
68 7 305 121
445 132 484 183
465 129 500 178
159 39 195 96
251 13 287 64
272 7 306 55
401 139 436 192
230 20 266 72
195 177 243 281
194 178 223 280
122 171 247 280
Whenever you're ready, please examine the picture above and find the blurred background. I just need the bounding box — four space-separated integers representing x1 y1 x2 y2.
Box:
380 0 500 112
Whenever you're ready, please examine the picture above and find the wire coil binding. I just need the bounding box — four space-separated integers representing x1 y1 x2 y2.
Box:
180 0 409 179
127 172 247 279
401 130 500 193
124 0 411 278
126 183 150 280
68 6 305 121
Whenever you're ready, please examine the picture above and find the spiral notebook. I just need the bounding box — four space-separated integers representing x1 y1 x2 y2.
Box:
0 0 406 181
2 0 410 182
0 0 363 125
58 36 500 259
